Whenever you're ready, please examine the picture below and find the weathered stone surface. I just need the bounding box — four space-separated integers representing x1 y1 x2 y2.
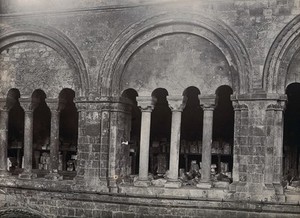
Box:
1 0 300 216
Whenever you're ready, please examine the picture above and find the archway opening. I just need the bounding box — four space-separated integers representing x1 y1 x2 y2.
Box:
179 87 203 175
121 89 141 175
7 89 24 174
32 90 51 174
150 88 171 176
59 89 78 177
284 83 300 180
213 85 234 181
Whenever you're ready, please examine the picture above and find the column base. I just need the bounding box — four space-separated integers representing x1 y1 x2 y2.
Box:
273 183 284 195
45 172 63 181
196 181 212 189
108 178 119 193
134 179 151 187
214 181 230 189
164 180 182 188
0 170 10 177
19 172 37 179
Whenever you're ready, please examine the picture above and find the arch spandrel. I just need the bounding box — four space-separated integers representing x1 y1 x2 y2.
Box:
99 12 252 97
263 15 300 94
0 24 89 98
0 42 77 98
120 33 231 96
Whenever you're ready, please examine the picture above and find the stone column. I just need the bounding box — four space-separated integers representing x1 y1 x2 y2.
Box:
197 95 217 189
134 96 156 187
0 101 10 176
165 96 186 188
45 99 61 180
19 99 36 179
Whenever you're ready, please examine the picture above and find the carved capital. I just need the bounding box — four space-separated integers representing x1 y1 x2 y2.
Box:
0 99 9 112
19 98 34 112
199 95 217 110
137 96 156 112
232 102 248 111
276 100 286 111
267 101 286 112
167 95 187 112
46 98 60 112
74 100 87 112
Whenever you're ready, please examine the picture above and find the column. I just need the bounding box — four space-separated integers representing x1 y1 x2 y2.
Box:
134 96 156 187
0 101 10 176
165 96 186 188
197 95 216 189
45 99 61 180
19 99 36 179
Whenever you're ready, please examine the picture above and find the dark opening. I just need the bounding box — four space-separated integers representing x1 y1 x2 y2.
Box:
7 89 24 174
32 90 51 171
284 83 300 179
59 89 78 175
122 89 141 175
213 85 234 178
150 88 171 175
179 87 203 172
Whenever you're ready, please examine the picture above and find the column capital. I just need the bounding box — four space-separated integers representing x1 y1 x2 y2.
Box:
0 99 9 112
46 98 60 112
167 95 187 112
232 102 248 111
266 101 286 112
19 98 34 112
136 96 156 112
199 94 217 110
74 99 87 112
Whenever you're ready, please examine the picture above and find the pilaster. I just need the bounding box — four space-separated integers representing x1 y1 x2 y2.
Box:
0 99 10 177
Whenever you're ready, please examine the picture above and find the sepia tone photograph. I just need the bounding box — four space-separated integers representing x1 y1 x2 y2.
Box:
0 0 299 217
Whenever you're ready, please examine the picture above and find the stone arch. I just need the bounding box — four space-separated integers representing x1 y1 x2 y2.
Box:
0 23 89 97
99 12 252 96
263 15 300 94
0 207 47 218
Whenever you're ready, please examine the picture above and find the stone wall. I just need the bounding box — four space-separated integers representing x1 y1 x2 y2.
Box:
0 184 299 218
1 0 300 216
0 42 77 98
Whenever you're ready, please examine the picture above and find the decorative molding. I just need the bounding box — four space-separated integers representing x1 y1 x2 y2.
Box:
232 101 248 111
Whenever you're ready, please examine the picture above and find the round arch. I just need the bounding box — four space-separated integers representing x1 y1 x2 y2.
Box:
263 15 300 94
99 12 252 96
0 206 47 218
0 23 89 97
